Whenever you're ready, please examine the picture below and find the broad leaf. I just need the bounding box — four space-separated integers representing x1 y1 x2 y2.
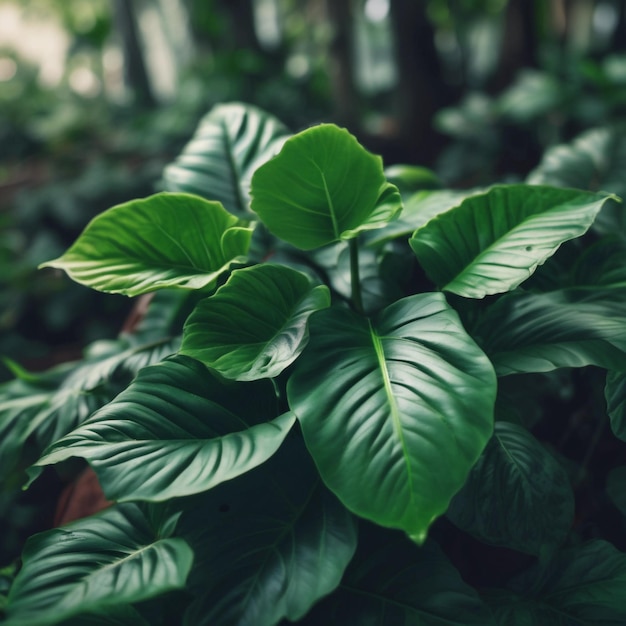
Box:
288 293 496 542
181 264 330 380
446 421 574 556
250 124 402 250
30 355 293 501
301 525 493 625
178 434 358 626
163 102 290 215
606 370 626 441
474 291 626 376
365 188 480 247
527 124 626 236
409 185 615 298
3 504 192 626
40 192 253 296
485 540 626 624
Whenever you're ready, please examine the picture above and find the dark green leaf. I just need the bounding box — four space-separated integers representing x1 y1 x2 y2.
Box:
3 504 193 626
527 124 626 236
606 370 626 441
475 291 626 375
30 355 293 502
40 193 253 296
179 434 357 626
162 102 290 215
302 525 493 625
409 185 615 298
288 293 496 542
181 264 330 380
250 124 402 249
447 422 574 556
485 540 626 625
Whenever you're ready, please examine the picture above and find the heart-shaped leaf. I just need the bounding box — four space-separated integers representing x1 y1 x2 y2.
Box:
250 124 402 250
3 504 193 626
30 355 294 502
474 291 626 376
288 293 496 542
40 193 253 296
447 421 574 556
163 102 290 215
178 434 357 626
181 264 330 380
409 185 616 298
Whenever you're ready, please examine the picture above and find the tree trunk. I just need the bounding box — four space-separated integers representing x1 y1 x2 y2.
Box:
387 0 448 165
325 0 360 130
112 0 156 107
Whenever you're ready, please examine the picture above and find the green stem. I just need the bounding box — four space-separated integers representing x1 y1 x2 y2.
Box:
349 237 364 315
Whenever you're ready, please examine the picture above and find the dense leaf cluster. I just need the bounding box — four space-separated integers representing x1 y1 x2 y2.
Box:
3 102 626 624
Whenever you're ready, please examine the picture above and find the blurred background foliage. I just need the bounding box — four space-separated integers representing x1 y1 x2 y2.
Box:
2 0 626 376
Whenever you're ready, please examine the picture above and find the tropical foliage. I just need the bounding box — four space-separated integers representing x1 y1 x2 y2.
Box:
3 101 626 625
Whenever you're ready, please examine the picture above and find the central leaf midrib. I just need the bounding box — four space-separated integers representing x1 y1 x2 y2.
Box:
314 163 340 239
368 322 415 503
446 200 598 290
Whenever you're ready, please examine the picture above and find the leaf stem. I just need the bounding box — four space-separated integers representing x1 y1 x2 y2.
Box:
349 237 364 315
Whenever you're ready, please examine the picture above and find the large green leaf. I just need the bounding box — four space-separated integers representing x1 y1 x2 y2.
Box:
409 185 615 298
301 525 494 625
162 102 290 215
250 124 402 250
474 291 626 376
3 504 192 626
606 370 626 441
446 421 574 556
365 188 481 247
181 264 330 380
40 192 253 296
178 434 358 626
527 124 626 236
30 355 293 502
288 293 496 542
485 540 626 624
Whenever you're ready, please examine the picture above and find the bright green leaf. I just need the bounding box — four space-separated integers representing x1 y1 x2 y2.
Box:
250 124 402 249
40 192 253 296
181 264 330 380
447 422 574 556
288 293 496 542
409 185 616 298
3 504 193 626
475 291 626 376
30 355 293 502
162 102 290 215
178 434 357 626
365 188 480 246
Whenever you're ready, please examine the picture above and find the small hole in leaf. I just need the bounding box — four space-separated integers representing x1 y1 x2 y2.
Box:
219 503 230 513
525 245 532 252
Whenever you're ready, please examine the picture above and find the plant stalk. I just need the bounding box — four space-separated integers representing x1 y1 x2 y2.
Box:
349 237 364 315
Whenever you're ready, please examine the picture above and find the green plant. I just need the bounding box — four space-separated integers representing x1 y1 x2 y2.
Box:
3 102 626 625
